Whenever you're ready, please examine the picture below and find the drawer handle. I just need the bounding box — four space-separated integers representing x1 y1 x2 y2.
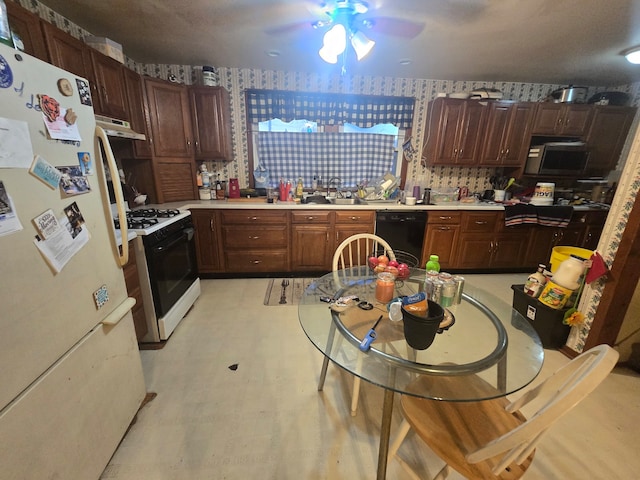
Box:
438 226 451 231
307 216 317 221
251 260 262 264
249 235 260 240
248 216 259 221
439 216 452 220
474 221 488 225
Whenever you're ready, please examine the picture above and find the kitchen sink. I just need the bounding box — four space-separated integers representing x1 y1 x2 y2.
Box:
329 197 367 205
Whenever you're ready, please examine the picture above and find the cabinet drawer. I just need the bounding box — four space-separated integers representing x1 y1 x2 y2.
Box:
428 211 461 224
224 250 289 272
291 211 332 223
335 210 375 224
222 225 288 249
461 212 499 232
221 210 288 225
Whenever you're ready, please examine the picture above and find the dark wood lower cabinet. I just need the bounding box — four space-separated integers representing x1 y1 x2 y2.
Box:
122 241 148 342
191 209 223 273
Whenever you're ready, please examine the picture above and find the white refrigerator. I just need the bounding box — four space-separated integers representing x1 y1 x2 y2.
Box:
0 45 145 478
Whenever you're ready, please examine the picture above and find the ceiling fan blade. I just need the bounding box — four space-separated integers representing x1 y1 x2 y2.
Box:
265 21 314 36
359 16 425 38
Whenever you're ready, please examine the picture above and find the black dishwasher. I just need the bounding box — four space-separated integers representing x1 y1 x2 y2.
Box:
375 211 427 265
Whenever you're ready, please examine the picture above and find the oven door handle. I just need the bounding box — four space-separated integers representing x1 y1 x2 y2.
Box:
152 228 194 253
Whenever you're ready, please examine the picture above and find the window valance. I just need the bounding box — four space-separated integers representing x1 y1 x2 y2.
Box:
246 89 415 128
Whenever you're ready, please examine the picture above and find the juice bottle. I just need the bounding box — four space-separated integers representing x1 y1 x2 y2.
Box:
426 254 440 273
524 264 547 297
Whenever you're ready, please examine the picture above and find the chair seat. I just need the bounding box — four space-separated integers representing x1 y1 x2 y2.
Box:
400 376 534 479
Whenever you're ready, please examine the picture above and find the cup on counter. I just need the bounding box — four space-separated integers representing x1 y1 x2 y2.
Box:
405 196 417 206
493 189 506 202
266 187 274 203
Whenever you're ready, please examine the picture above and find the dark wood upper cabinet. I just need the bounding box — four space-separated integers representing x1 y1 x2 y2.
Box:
585 106 637 174
189 86 233 161
480 101 535 166
41 22 93 82
123 68 152 158
89 50 128 119
144 77 193 158
531 103 593 136
6 1 48 61
422 98 487 166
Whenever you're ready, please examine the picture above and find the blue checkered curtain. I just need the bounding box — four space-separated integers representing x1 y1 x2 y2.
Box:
246 90 415 128
258 132 396 187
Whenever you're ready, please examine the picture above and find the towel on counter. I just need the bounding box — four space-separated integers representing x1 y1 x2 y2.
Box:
504 205 574 227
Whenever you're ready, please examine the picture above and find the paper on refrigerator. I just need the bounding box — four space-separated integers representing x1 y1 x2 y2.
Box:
0 117 34 168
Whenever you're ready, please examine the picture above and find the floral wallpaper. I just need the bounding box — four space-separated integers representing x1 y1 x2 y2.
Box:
16 0 640 352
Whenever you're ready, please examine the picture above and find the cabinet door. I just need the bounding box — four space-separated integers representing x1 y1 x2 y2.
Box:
123 68 152 158
42 22 93 81
455 233 493 269
430 99 465 164
531 103 563 135
291 225 332 271
423 224 459 269
121 241 148 342
190 86 232 160
191 210 223 273
492 232 529 268
145 78 193 157
583 225 603 251
6 1 48 61
585 106 636 173
153 158 197 202
561 105 593 136
479 102 511 166
90 50 128 119
502 102 535 165
456 100 487 165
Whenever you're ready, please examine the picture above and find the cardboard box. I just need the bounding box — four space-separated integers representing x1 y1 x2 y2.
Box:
84 36 124 64
511 284 571 349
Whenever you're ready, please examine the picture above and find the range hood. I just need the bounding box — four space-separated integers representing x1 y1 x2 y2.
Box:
95 114 146 140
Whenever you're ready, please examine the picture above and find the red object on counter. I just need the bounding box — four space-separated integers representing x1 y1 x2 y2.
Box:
228 178 240 198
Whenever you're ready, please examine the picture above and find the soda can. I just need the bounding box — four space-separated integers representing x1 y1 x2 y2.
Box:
430 279 443 305
453 275 465 305
441 280 456 307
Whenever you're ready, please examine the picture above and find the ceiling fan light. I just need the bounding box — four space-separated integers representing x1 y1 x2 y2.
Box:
319 23 347 64
351 30 375 60
624 47 640 64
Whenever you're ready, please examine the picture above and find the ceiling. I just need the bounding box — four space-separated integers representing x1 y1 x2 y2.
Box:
37 0 640 86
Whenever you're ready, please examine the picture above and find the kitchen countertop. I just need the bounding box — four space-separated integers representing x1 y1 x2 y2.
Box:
150 198 608 212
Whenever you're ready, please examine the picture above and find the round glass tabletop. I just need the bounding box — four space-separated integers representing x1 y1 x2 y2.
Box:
299 267 545 401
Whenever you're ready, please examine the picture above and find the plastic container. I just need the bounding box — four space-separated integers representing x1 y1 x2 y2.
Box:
375 272 396 303
552 254 586 290
202 65 216 86
550 246 592 273
402 300 444 350
538 280 573 309
511 285 570 348
530 182 555 206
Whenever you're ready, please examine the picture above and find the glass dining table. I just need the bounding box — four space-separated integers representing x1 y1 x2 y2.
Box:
298 266 545 479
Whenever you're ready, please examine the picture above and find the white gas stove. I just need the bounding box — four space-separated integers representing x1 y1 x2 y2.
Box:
114 207 191 235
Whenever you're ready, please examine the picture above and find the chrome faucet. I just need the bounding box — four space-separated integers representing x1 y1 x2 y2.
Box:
327 177 343 198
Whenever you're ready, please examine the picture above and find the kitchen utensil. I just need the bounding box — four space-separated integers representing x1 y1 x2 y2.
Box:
359 315 383 352
550 86 587 103
279 279 289 304
505 177 515 190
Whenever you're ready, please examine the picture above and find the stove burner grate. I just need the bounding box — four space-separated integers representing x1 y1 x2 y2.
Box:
115 218 159 229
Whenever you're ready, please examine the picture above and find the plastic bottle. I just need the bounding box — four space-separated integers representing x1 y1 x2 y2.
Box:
524 264 547 297
552 255 586 290
0 0 13 48
215 174 224 200
296 177 304 199
426 254 440 273
312 175 318 191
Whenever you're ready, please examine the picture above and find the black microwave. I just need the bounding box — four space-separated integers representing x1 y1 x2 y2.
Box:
525 142 589 176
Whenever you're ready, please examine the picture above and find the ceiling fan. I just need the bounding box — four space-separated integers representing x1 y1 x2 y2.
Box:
267 0 425 65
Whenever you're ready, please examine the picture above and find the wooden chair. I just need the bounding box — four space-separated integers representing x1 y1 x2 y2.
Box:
388 344 619 479
332 233 395 416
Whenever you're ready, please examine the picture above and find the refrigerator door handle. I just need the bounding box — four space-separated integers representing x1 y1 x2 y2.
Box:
101 297 136 326
96 126 129 267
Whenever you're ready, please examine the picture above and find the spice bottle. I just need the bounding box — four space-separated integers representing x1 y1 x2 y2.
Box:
426 254 440 273
215 174 225 200
524 264 547 297
296 177 304 199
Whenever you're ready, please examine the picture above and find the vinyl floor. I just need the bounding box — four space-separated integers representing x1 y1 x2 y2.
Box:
101 274 640 480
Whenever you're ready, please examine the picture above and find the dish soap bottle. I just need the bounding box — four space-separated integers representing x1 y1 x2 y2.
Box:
426 254 440 273
524 264 547 297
